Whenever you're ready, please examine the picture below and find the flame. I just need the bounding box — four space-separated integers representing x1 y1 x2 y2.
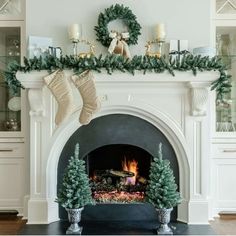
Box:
122 156 138 185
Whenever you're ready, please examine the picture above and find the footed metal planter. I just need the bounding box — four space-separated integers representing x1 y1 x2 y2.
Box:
66 207 84 235
156 208 173 235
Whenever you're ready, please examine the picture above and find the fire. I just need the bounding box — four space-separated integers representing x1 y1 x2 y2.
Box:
122 156 138 185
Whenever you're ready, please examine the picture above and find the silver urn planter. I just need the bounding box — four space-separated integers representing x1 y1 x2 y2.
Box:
66 207 84 235
156 208 173 235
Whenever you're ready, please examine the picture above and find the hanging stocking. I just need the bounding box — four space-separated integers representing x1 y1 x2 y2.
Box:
71 70 101 125
44 70 75 125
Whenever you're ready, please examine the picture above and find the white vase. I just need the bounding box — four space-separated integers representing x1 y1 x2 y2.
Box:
66 207 84 235
156 208 173 235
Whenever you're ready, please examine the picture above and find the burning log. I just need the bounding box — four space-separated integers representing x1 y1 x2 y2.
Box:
109 170 134 178
94 169 134 178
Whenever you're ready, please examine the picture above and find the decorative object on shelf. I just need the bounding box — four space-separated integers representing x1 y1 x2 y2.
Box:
56 143 94 235
7 96 21 111
151 23 166 58
4 118 20 131
68 24 95 58
108 31 131 58
193 46 216 58
28 36 53 58
6 36 20 57
4 54 231 100
44 70 75 126
216 121 236 132
77 39 95 58
169 40 189 59
68 23 81 57
156 23 166 41
146 143 181 235
48 46 62 58
94 4 141 53
145 40 165 58
71 70 100 125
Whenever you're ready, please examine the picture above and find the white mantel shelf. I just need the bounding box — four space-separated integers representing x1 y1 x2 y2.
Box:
17 70 219 88
17 70 218 224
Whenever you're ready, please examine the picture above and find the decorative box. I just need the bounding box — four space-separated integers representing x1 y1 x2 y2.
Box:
169 40 189 59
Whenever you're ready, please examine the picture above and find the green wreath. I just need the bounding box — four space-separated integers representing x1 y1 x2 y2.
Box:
94 4 142 47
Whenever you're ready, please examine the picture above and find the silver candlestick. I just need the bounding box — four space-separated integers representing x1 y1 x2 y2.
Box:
156 38 165 58
72 40 78 57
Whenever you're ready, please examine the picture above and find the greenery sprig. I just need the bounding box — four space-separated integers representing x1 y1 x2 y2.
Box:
4 54 231 100
94 4 142 47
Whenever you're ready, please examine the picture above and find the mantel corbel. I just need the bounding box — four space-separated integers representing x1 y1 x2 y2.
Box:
16 72 46 117
188 82 211 117
28 88 45 117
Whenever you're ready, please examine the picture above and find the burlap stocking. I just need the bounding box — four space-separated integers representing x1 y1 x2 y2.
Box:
44 70 75 125
71 70 100 125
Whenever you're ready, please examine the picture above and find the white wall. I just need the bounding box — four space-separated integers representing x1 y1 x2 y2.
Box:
26 0 211 56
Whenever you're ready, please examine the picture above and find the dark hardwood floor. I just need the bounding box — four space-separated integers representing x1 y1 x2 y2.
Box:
0 217 236 235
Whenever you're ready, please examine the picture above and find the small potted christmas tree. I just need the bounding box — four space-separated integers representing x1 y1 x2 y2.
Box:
56 143 94 235
146 143 181 235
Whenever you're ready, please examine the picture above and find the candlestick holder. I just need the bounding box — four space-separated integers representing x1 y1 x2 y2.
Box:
70 39 95 58
71 39 78 57
145 38 165 58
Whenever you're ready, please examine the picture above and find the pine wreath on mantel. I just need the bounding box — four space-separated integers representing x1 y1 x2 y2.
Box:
3 54 231 100
94 4 142 47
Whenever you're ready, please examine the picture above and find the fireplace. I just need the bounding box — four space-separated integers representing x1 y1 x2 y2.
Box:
58 114 179 221
88 144 150 203
17 70 217 224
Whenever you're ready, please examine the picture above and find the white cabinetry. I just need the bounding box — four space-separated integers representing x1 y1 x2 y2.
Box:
211 0 236 217
0 0 27 217
0 139 26 214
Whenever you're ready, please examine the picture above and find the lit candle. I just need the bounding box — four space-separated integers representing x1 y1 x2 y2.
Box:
68 24 80 42
156 23 166 40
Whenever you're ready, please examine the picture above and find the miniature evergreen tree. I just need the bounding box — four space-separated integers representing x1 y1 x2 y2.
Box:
56 143 94 209
146 143 181 209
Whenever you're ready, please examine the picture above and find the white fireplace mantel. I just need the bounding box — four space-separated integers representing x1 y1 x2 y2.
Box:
17 70 218 224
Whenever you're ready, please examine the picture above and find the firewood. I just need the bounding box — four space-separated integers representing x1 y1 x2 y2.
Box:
109 170 134 177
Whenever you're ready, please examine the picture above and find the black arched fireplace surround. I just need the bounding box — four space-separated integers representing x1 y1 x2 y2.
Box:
58 114 179 221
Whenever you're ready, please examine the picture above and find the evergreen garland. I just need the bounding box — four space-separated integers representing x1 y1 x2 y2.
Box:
56 143 94 209
146 143 181 209
3 54 231 100
94 4 142 47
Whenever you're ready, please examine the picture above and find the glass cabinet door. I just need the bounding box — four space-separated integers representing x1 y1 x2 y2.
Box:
0 0 24 20
0 26 21 132
216 26 236 132
216 0 236 15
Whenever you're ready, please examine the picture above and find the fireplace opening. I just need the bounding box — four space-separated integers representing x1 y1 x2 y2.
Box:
85 144 151 203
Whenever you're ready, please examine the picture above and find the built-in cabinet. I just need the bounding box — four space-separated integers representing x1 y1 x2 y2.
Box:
0 0 27 216
211 0 236 217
